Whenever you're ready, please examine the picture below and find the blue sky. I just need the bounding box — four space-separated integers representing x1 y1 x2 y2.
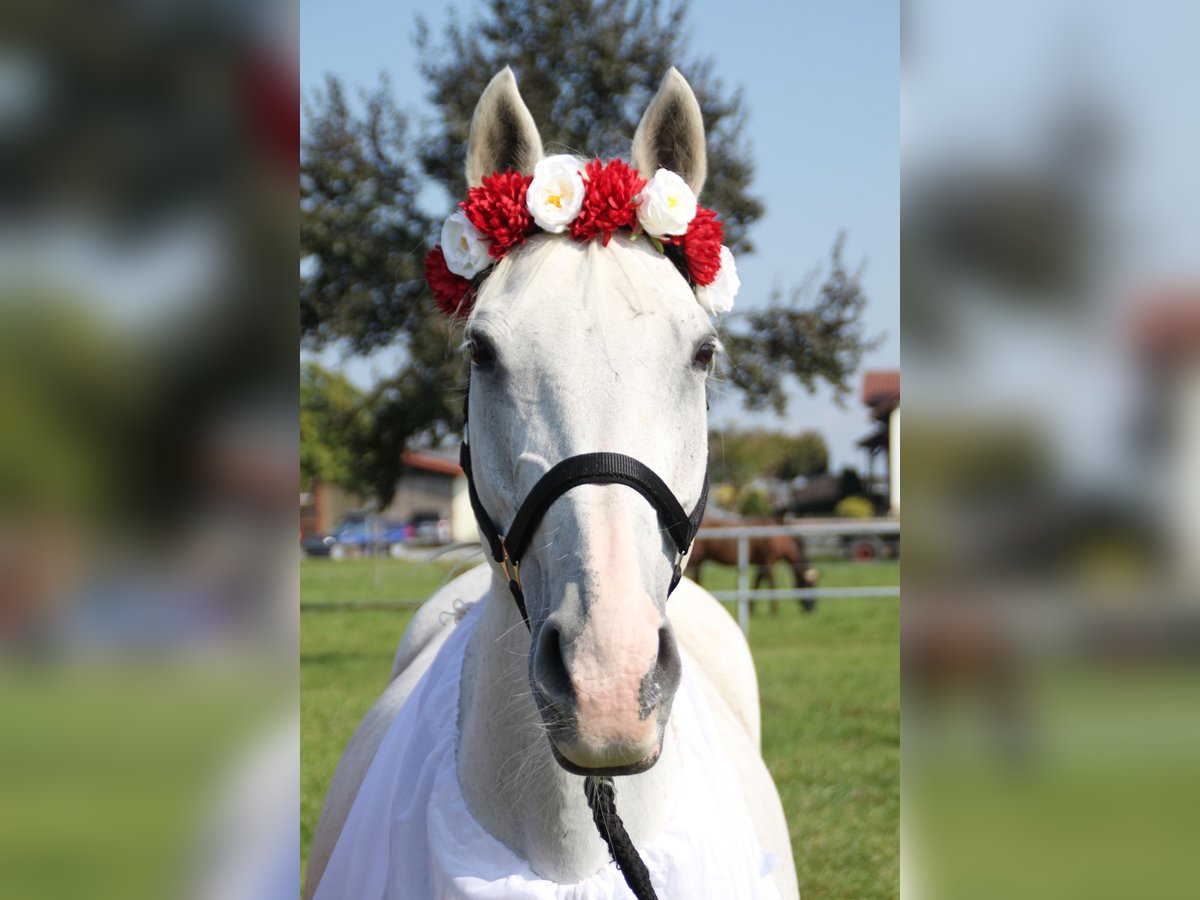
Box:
301 0 899 471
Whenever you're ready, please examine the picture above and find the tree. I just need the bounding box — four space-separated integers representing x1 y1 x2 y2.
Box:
709 427 770 495
301 76 434 355
721 233 882 413
774 430 829 482
739 489 771 517
300 1 881 503
834 495 875 519
300 362 370 493
709 427 829 500
301 77 468 505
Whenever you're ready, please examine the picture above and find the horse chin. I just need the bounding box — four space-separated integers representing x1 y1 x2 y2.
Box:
534 690 667 776
546 736 663 777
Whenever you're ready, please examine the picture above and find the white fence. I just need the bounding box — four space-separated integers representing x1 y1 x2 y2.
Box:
694 519 900 635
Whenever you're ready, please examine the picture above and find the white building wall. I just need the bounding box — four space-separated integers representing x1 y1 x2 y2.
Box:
451 475 480 544
889 405 901 515
1172 364 1200 589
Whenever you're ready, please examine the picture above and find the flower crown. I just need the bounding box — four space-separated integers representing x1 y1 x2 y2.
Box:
424 155 740 319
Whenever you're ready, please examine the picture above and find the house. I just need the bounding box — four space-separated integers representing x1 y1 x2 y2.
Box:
301 450 478 544
857 369 900 515
1132 290 1200 587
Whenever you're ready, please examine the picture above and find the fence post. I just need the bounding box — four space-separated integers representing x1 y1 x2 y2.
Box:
373 514 382 591
737 534 750 636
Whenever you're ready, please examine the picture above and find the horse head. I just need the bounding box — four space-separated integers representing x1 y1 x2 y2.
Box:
463 68 715 775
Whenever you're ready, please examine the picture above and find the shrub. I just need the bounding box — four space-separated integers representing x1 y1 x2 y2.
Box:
835 495 875 519
739 489 771 517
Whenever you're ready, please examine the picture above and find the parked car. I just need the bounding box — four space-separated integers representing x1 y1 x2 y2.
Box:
301 517 411 559
407 511 452 546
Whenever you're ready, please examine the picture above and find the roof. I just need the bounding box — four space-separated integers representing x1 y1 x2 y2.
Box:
400 450 464 478
1131 288 1200 362
861 369 900 421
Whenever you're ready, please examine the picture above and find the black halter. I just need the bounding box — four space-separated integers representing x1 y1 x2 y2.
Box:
459 412 709 631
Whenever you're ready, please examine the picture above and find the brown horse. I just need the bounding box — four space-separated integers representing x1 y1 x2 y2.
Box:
685 515 820 612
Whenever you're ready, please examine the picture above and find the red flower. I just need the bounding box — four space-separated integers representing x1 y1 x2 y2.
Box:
425 246 473 318
672 206 724 286
571 159 647 245
461 171 534 258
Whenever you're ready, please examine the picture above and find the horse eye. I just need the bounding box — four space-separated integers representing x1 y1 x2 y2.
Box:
469 337 496 367
693 341 716 368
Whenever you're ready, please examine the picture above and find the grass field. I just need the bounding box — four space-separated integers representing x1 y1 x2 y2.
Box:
301 556 899 898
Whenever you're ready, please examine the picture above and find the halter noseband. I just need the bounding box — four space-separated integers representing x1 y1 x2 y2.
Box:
459 400 709 631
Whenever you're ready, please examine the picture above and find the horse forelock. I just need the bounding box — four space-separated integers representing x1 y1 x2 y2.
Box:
472 232 700 326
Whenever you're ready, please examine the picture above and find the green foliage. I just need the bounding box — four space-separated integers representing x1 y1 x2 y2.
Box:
723 233 883 412
299 359 466 506
301 74 468 505
710 426 830 491
300 362 367 492
301 76 434 355
0 301 132 519
710 428 766 492
835 495 876 519
775 429 830 481
739 488 771 517
838 466 866 499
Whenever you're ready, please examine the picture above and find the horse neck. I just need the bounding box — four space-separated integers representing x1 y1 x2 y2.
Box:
456 569 683 883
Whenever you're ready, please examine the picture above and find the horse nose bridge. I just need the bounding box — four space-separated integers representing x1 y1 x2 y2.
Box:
528 486 685 769
546 483 672 573
532 492 669 672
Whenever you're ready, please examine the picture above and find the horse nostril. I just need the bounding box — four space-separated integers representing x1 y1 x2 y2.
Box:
534 620 573 703
657 626 673 669
646 624 681 712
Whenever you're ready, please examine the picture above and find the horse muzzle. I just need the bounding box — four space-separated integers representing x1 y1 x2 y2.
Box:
531 612 682 775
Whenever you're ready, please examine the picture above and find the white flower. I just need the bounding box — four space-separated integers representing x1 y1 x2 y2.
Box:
526 155 586 233
440 211 491 278
635 168 698 237
695 246 739 314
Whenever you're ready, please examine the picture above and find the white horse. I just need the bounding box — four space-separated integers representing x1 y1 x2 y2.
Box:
305 68 799 900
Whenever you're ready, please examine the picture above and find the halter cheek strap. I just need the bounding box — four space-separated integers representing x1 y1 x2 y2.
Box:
459 436 709 630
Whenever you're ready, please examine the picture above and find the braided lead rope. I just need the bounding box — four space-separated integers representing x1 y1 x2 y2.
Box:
583 775 659 900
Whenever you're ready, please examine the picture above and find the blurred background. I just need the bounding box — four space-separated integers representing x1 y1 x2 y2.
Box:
903 1 1200 898
0 1 297 899
13 0 1200 896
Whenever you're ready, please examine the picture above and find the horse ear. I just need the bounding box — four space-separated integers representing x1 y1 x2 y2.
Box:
631 68 707 195
466 67 543 187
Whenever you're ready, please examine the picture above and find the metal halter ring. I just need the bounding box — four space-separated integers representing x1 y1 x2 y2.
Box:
498 537 521 588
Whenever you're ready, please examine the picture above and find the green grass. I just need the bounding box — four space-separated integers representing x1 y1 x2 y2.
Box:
910 666 1200 900
0 670 278 900
301 557 898 898
300 555 464 604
